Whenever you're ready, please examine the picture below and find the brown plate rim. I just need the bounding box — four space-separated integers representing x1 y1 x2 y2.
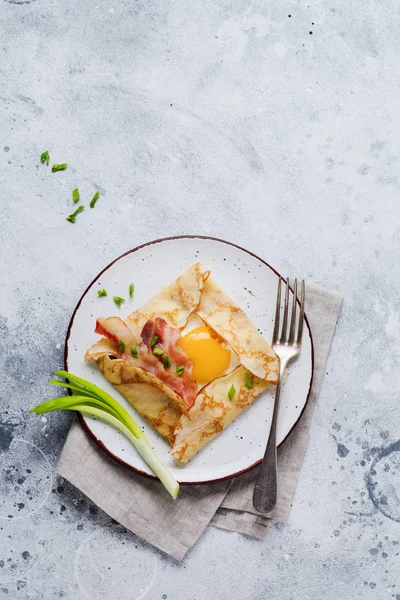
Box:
65 235 315 485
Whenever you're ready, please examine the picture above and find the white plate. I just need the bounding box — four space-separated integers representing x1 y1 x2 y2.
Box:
66 236 314 484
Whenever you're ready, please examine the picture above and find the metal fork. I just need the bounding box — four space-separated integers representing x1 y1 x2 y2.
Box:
252 277 305 514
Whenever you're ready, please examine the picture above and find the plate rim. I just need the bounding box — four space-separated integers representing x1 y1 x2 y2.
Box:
65 235 315 484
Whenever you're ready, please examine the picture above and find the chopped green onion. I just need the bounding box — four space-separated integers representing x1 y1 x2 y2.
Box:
90 191 100 208
113 296 125 308
117 340 125 352
129 283 135 298
245 372 253 389
52 163 68 172
162 354 171 368
153 347 163 356
130 346 138 358
228 384 236 401
97 289 107 297
66 205 84 223
29 370 179 499
176 365 185 376
40 150 50 166
150 335 159 347
72 188 80 203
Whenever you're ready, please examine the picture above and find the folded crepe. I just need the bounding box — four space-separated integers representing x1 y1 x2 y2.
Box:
85 263 279 462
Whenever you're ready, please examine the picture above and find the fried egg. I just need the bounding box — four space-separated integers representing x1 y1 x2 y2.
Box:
179 326 231 384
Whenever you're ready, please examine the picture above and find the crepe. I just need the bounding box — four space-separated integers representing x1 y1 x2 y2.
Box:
85 262 279 461
171 366 268 462
197 276 279 382
127 262 210 332
91 351 183 445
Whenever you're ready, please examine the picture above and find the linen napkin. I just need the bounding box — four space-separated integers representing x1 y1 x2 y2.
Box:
58 284 342 560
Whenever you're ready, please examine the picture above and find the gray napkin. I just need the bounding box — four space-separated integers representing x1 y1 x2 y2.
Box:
58 284 342 560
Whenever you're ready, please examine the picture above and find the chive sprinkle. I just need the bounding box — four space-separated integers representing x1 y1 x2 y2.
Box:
97 289 107 297
129 283 135 298
130 346 138 358
52 163 68 172
113 296 125 308
40 150 50 166
72 188 80 203
176 365 185 376
117 340 125 352
153 347 163 356
245 372 253 389
66 205 84 223
150 335 159 347
228 384 236 401
162 354 171 368
90 191 100 208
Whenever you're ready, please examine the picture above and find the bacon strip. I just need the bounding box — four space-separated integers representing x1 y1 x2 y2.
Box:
95 317 142 348
94 317 197 407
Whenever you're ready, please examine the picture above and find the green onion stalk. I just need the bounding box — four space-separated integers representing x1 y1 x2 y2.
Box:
30 370 179 499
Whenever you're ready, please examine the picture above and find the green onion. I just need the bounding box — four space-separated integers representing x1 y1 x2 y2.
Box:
176 365 185 376
40 150 50 166
245 372 253 389
29 370 179 499
97 289 107 297
150 335 159 347
48 379 99 399
162 354 171 369
153 347 163 356
66 205 84 223
130 346 138 358
129 283 135 298
52 163 68 172
228 384 236 401
113 296 125 308
117 340 125 352
72 188 80 203
90 191 100 208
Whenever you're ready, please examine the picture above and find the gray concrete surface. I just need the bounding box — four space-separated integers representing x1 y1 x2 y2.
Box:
1 0 400 598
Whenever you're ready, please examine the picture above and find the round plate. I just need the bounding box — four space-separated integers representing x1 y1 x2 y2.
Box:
65 236 314 484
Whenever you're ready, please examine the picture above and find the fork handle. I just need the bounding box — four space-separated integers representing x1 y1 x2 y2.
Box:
252 360 286 513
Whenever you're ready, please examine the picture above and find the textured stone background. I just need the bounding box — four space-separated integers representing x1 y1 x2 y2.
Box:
1 0 400 598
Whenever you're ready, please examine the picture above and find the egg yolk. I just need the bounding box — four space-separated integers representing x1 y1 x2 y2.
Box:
179 326 231 383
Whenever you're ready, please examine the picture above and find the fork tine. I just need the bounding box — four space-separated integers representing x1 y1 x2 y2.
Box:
297 280 305 345
281 277 290 342
272 278 281 344
288 278 298 343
